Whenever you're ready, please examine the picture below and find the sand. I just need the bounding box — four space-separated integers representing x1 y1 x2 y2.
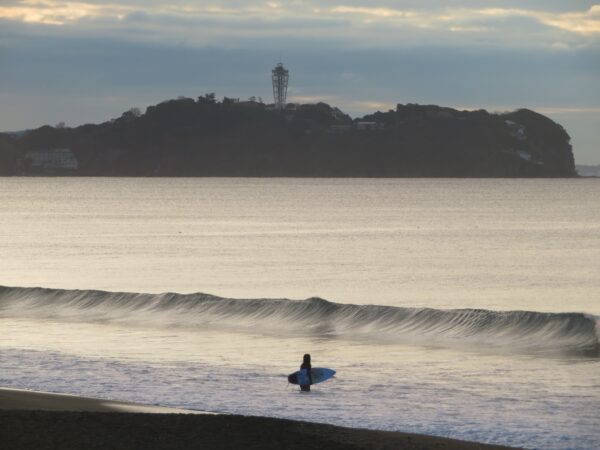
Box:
0 388 519 450
0 387 206 414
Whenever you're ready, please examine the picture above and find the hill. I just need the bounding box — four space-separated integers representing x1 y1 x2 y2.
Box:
0 96 576 177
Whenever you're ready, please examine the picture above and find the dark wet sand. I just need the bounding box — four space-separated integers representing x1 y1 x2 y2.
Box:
0 388 519 450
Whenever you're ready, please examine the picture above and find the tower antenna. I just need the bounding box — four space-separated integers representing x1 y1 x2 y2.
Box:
272 62 289 110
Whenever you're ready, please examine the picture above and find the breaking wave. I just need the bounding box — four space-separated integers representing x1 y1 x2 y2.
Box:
1 286 598 356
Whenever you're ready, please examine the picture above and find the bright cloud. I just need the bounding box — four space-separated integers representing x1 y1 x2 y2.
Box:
330 4 600 36
0 1 599 43
0 0 131 25
330 6 415 19
0 1 310 25
539 4 600 35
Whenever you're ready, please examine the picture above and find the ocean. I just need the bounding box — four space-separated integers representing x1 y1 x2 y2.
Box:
1 178 599 449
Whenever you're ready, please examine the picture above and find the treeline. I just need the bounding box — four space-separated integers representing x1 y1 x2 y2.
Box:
0 96 576 177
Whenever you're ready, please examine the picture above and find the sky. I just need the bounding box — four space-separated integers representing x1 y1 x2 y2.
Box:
0 1 598 163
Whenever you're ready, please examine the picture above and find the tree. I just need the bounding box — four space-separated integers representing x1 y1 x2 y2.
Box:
198 93 216 104
223 97 238 105
121 108 142 121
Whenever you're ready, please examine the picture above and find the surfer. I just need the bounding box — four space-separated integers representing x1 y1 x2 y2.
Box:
300 353 312 392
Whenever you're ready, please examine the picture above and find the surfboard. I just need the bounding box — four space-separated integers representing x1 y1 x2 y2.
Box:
287 368 335 385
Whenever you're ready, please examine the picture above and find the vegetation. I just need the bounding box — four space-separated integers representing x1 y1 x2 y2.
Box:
0 96 576 177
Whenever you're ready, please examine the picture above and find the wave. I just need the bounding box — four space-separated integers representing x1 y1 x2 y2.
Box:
1 285 598 356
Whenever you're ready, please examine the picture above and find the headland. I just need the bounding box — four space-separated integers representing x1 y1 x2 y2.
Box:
0 97 575 177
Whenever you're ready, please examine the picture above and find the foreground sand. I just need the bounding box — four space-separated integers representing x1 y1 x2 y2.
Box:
0 387 205 414
0 388 518 450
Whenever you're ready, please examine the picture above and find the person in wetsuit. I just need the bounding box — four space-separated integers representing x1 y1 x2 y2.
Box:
300 353 312 392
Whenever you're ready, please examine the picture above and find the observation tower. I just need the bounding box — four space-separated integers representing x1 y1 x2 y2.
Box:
272 62 289 110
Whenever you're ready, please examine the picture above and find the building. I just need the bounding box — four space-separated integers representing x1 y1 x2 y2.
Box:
355 121 382 131
24 148 78 171
505 120 527 141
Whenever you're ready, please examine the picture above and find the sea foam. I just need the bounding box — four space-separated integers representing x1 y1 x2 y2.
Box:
0 285 598 356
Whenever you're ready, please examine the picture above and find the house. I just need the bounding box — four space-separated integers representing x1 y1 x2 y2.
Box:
505 120 527 140
355 121 382 131
517 150 532 161
329 125 352 134
24 148 78 171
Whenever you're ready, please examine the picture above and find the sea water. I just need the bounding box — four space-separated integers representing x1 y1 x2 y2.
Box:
0 178 599 449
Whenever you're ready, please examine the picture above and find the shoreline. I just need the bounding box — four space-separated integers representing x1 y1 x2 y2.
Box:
0 387 207 414
1 387 519 450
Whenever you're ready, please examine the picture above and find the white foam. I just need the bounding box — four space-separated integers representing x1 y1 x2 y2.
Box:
1 286 598 356
1 318 599 450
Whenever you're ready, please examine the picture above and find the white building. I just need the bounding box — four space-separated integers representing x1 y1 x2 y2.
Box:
517 150 532 161
505 120 527 140
24 148 78 170
355 121 381 131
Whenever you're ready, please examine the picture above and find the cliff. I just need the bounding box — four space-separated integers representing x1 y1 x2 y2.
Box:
0 97 576 177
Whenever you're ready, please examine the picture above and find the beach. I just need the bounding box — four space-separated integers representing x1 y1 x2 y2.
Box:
1 388 517 450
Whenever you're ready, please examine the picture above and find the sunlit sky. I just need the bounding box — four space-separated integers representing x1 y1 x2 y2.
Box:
0 1 598 163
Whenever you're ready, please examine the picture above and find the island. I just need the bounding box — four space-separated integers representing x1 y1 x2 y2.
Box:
0 96 576 177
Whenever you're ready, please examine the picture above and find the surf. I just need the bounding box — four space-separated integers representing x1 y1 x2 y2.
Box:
0 285 598 357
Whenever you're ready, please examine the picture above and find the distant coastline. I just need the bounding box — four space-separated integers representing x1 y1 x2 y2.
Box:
576 164 600 177
0 97 576 177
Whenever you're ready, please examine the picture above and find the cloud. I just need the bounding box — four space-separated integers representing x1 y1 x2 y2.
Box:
539 4 600 35
330 6 416 19
0 0 131 25
329 4 600 36
0 1 599 50
289 95 336 103
535 106 600 114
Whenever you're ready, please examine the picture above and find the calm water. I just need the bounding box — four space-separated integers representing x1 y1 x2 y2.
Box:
1 178 599 449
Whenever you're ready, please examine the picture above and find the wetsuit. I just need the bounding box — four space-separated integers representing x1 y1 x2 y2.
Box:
300 361 312 391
